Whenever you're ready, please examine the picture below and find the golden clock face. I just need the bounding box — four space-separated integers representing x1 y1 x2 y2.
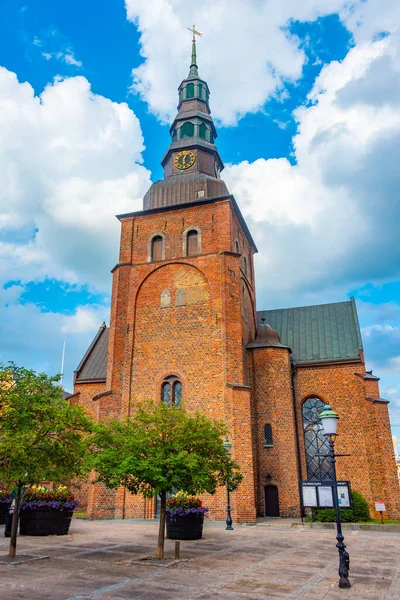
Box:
174 150 196 170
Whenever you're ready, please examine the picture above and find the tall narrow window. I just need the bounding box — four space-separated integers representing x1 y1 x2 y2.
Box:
161 376 182 407
186 83 194 99
151 235 163 261
264 424 273 447
243 256 248 277
187 230 199 256
302 398 334 481
199 123 206 140
198 82 203 99
181 122 194 139
235 241 240 255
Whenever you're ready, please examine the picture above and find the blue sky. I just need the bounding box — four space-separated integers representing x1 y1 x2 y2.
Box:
0 1 400 442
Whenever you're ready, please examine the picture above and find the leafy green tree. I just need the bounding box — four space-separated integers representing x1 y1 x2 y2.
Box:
0 363 94 557
90 401 243 558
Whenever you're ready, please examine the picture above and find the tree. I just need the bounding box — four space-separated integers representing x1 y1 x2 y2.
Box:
0 363 94 557
90 401 243 558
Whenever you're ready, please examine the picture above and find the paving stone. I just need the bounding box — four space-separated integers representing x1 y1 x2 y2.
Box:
0 518 399 599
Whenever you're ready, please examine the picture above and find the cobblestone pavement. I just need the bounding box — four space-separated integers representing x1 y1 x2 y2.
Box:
0 518 399 599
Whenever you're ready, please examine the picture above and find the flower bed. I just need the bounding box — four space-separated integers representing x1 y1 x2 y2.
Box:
20 485 78 536
166 492 208 540
0 489 11 525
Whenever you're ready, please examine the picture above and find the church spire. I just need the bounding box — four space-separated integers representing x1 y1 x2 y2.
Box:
187 25 201 78
188 39 198 78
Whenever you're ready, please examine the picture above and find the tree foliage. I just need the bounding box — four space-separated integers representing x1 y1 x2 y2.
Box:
0 363 94 556
90 401 243 557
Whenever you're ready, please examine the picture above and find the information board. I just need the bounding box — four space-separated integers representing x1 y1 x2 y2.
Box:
300 481 352 509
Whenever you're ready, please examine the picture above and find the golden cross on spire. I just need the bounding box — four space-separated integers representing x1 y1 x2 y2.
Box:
187 24 202 42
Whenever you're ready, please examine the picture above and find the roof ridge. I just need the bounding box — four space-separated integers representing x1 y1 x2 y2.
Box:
257 298 354 313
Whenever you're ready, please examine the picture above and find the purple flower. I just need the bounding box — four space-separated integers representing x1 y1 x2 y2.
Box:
166 506 209 521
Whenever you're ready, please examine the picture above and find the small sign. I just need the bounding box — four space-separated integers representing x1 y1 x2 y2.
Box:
375 502 386 512
318 486 334 508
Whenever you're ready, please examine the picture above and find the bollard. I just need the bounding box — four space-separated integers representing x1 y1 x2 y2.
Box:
174 540 180 559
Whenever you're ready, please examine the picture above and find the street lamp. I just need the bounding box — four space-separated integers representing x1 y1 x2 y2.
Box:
319 405 351 589
223 435 234 530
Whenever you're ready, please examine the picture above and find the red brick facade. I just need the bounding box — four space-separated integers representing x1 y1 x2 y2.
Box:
73 44 400 522
74 194 400 521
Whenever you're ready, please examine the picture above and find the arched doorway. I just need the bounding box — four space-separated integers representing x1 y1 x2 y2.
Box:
264 485 280 517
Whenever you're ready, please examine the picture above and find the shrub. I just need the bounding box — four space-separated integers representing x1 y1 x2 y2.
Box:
20 485 78 511
351 490 371 522
166 491 209 520
312 489 371 523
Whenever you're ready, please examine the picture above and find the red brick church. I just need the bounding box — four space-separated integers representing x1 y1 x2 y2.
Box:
70 40 400 522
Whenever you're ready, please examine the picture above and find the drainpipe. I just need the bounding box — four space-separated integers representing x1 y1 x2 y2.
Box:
290 356 304 517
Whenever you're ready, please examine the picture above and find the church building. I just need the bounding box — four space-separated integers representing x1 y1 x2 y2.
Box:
71 39 400 522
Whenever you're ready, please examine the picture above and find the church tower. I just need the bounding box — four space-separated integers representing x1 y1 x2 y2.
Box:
76 37 258 522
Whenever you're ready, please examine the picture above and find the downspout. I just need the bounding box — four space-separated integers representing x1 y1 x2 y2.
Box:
290 356 304 517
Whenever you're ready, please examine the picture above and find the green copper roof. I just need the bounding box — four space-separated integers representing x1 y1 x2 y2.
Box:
257 298 363 363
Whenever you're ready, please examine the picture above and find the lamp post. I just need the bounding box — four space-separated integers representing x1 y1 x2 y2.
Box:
223 435 234 530
319 405 351 589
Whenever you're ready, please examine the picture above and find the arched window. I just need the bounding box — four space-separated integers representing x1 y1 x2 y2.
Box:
175 288 186 306
187 229 199 256
199 122 206 140
160 290 170 308
209 131 214 144
180 122 194 139
302 398 334 481
186 83 194 99
264 424 273 447
235 241 240 255
243 256 248 277
151 235 163 261
161 376 182 407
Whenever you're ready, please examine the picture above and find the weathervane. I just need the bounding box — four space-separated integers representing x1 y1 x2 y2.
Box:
187 24 202 43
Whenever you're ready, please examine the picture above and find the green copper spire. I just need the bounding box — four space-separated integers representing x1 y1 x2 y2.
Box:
189 40 198 77
187 24 201 78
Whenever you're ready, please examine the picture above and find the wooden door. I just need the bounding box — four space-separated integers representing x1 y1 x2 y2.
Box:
264 485 280 517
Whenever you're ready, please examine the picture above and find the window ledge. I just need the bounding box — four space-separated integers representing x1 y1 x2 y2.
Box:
264 444 273 448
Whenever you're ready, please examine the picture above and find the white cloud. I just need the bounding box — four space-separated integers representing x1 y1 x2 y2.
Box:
223 34 400 307
0 69 151 290
32 29 83 69
125 0 352 125
124 0 400 126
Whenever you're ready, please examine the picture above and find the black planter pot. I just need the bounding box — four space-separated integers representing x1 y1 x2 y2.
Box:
166 513 204 540
0 502 11 525
20 507 73 536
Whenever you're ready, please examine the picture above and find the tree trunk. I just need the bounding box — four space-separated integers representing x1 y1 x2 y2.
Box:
9 484 21 558
157 490 166 559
